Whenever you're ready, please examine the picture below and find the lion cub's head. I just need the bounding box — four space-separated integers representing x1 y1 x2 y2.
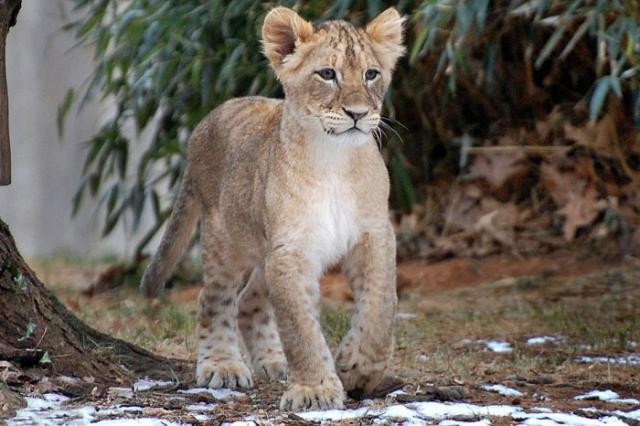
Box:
262 7 405 145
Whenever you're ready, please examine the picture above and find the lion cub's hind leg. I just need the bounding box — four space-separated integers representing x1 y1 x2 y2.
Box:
238 268 288 382
195 223 253 389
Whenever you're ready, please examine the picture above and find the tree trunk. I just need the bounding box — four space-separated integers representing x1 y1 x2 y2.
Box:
0 218 192 385
0 0 20 185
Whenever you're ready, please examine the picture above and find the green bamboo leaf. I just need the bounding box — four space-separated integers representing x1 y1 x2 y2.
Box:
609 76 623 98
535 19 569 68
390 153 418 211
589 76 611 122
57 89 75 138
409 28 429 64
71 179 87 217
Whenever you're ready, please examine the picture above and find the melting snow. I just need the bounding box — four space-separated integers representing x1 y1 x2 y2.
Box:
484 340 513 353
10 387 640 426
615 408 640 420
517 412 628 426
132 378 174 391
575 390 640 405
575 355 640 366
526 336 565 346
459 339 513 353
178 387 245 401
481 384 524 397
91 419 183 426
10 393 95 426
295 400 639 426
298 406 372 421
416 353 430 362
23 392 69 409
95 405 144 416
185 402 217 412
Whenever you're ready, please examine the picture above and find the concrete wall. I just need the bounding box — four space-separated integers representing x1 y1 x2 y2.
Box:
0 1 148 258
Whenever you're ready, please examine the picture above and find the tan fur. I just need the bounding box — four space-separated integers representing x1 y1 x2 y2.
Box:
140 6 404 411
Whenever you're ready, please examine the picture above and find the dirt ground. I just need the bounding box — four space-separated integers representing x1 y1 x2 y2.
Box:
8 251 640 424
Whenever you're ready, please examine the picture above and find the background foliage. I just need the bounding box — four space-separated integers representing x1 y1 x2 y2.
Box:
63 0 640 258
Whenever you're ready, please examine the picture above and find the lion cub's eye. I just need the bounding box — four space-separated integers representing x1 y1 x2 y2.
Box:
365 69 380 81
317 68 336 80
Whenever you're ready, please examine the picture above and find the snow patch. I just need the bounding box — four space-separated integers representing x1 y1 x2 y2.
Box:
519 414 627 426
185 402 218 412
298 406 371 421
526 336 565 346
575 390 640 405
132 378 174 391
178 387 246 401
484 340 513 353
481 384 524 397
416 353 430 362
92 419 183 426
294 399 635 426
439 420 491 426
459 338 513 353
10 402 95 426
614 408 640 420
575 355 640 366
397 312 418 320
96 405 144 416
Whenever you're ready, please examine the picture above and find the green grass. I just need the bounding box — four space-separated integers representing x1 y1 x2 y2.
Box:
320 303 352 349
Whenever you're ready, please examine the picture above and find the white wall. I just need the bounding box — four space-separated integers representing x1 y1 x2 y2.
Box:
0 1 151 258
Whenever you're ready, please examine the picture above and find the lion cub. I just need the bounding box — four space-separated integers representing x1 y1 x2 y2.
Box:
140 6 405 411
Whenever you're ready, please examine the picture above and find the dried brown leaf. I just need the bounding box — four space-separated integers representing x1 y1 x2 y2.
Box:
540 163 580 206
557 185 605 241
563 113 618 159
468 151 527 191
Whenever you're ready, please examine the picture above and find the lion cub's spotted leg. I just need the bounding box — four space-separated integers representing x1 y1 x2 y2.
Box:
195 225 253 389
238 268 288 382
265 249 344 411
336 225 397 395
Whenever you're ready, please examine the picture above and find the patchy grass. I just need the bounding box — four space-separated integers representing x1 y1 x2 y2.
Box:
320 302 351 349
32 254 640 416
393 263 640 403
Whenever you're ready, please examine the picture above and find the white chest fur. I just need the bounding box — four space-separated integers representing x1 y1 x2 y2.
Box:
305 174 359 274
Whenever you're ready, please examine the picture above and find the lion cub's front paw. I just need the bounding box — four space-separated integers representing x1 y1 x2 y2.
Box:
196 360 253 389
335 346 388 394
279 380 344 411
254 358 288 383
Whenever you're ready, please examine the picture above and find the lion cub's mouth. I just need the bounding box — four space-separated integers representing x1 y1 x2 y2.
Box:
339 126 367 135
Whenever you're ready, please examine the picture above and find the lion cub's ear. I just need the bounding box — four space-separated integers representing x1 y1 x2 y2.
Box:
262 7 314 74
365 8 406 71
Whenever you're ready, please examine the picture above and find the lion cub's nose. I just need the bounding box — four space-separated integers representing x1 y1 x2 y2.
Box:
343 107 368 122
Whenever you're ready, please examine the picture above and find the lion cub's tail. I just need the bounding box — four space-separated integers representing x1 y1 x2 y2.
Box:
140 169 200 297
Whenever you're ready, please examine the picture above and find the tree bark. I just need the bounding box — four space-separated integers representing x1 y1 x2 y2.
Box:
0 0 20 185
0 219 193 385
